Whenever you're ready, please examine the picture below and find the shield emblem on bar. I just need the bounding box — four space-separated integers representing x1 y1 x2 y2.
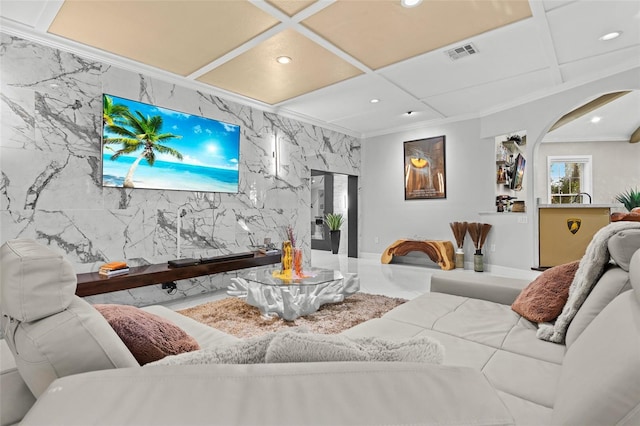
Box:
567 218 581 234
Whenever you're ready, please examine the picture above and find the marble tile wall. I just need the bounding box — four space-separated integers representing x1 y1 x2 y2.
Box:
0 33 361 306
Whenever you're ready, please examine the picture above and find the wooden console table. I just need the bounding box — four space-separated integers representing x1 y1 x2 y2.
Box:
381 239 455 270
76 252 281 297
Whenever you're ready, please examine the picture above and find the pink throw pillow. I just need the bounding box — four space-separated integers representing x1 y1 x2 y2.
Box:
511 261 580 323
95 304 200 365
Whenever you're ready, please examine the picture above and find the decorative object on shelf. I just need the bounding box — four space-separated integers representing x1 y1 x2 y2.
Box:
403 136 446 200
449 222 468 268
98 261 129 277
512 201 526 212
324 213 345 254
467 222 492 272
507 134 525 146
281 240 293 274
510 153 526 191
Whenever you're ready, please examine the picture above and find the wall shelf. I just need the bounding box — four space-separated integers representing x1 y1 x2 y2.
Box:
76 252 281 297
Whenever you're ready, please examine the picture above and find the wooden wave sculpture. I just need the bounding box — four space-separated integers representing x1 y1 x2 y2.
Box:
381 239 455 271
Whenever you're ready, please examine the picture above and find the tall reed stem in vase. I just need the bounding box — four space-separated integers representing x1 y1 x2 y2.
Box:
450 221 468 268
467 222 492 272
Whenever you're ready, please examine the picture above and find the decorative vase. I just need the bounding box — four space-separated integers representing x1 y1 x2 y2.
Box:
281 240 293 274
330 230 340 254
455 249 464 269
473 251 484 272
293 248 303 277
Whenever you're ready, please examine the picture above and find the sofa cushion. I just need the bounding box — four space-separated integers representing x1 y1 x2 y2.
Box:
95 304 200 365
510 261 579 323
483 350 561 409
501 317 565 364
552 291 640 425
433 297 520 348
608 228 640 271
565 266 631 348
0 239 76 322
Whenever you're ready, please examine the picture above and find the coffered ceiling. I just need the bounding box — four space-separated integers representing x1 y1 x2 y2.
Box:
1 0 639 138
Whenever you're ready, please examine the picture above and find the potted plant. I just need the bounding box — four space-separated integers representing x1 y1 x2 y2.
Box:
324 213 344 254
615 187 640 212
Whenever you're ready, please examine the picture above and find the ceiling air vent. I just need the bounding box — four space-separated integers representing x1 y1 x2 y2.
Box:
445 43 478 61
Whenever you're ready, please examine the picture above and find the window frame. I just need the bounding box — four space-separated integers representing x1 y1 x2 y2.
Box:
547 155 593 204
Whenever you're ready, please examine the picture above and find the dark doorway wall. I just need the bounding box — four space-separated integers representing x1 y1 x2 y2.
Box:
310 170 358 257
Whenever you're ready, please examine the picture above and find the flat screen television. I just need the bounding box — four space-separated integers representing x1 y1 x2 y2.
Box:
102 94 240 193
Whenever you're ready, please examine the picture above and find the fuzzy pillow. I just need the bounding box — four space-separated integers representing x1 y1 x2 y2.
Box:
511 261 580 323
94 304 200 365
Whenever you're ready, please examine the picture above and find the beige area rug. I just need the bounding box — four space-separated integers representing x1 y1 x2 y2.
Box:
178 293 407 338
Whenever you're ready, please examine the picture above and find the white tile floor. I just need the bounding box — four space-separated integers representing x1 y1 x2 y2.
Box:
160 250 540 311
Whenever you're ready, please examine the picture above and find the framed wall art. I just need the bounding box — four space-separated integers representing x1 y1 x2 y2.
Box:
404 136 446 200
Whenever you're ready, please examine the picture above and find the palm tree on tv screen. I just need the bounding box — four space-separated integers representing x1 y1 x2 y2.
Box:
104 111 183 188
103 96 130 127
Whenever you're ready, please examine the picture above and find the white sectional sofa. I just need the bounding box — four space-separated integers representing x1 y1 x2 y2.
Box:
2 227 640 425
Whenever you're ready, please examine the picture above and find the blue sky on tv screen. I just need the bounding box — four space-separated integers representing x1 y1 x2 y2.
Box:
103 94 240 171
102 94 241 193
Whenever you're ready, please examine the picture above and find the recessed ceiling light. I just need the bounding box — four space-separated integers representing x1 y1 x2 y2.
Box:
599 31 622 41
401 0 422 8
276 56 292 64
590 116 601 123
405 111 415 116
370 99 380 104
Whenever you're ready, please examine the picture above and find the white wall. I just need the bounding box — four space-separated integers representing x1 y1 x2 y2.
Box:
362 66 640 270
362 119 502 266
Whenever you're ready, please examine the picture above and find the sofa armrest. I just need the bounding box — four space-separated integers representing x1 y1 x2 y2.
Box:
431 272 531 305
22 362 514 425
1 340 36 426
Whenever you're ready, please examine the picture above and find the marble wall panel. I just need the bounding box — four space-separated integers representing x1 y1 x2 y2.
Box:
0 85 35 150
0 32 361 306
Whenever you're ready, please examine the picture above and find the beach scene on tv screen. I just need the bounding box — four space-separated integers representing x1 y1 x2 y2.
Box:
102 94 240 193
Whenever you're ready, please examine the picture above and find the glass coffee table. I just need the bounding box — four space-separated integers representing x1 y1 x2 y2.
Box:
227 267 359 321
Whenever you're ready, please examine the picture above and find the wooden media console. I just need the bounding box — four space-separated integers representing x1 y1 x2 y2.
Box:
76 252 281 297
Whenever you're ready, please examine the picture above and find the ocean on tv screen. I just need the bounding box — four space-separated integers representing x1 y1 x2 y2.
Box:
102 154 239 193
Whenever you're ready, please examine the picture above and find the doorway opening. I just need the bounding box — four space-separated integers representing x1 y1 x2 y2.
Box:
310 170 358 257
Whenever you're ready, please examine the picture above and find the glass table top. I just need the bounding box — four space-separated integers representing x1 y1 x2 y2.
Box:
240 267 343 287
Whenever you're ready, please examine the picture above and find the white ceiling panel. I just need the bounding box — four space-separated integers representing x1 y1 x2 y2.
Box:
0 1 49 27
546 0 640 65
424 69 555 117
379 19 547 100
542 1 577 12
331 103 442 135
559 45 640 82
278 74 439 123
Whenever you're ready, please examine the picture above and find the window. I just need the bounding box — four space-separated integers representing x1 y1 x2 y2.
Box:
547 155 592 204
